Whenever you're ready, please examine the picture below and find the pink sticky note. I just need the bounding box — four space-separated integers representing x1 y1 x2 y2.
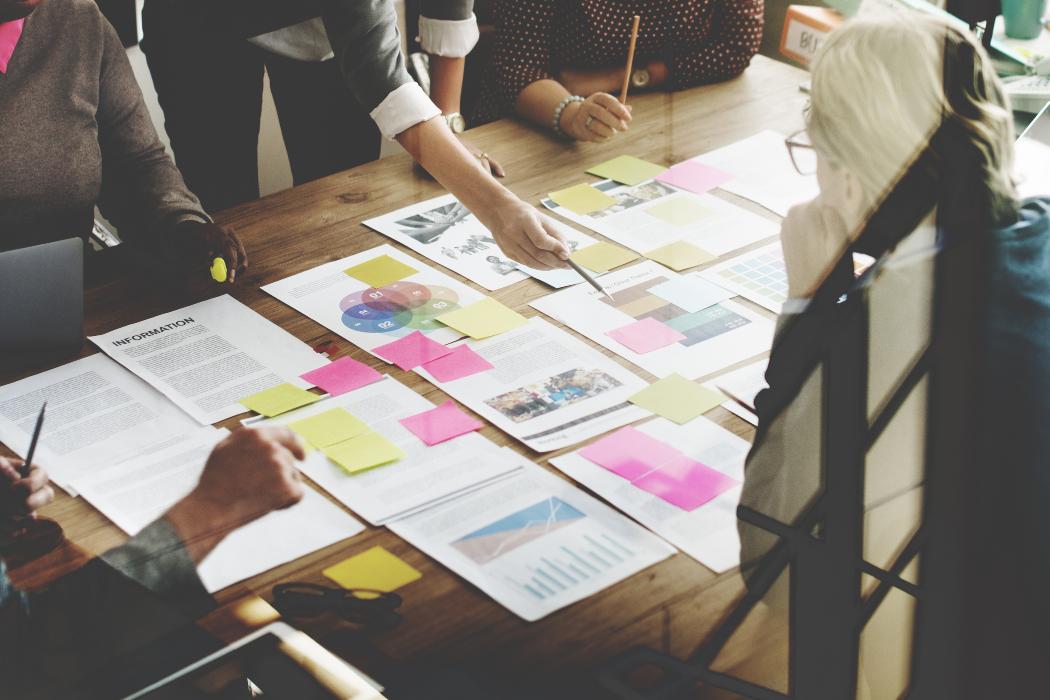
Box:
656 161 733 195
578 426 683 481
606 317 687 354
421 345 494 382
399 400 483 446
633 456 739 511
301 357 383 396
374 331 453 371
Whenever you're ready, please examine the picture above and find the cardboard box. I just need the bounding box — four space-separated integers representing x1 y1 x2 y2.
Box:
780 5 844 65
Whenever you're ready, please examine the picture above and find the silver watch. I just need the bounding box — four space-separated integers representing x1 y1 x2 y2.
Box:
444 112 466 134
631 68 652 89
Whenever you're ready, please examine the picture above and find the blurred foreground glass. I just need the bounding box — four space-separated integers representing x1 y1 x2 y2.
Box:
272 582 403 629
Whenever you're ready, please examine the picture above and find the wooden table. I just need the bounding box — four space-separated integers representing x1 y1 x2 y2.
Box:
2 55 808 699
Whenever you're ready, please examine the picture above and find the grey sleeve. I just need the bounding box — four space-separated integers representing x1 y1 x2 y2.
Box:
420 0 473 20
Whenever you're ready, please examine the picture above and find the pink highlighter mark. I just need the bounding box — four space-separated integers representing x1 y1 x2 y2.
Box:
606 317 686 355
374 331 453 371
655 160 733 195
578 426 683 481
0 19 25 74
420 344 494 382
632 455 739 511
300 356 384 396
399 400 484 446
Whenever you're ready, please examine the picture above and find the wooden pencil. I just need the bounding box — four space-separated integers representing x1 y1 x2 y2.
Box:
619 15 641 104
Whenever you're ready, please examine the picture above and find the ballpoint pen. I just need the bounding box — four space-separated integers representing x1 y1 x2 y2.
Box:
567 258 615 301
21 401 46 477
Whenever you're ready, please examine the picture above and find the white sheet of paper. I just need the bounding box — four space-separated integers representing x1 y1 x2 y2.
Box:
363 194 597 291
550 416 749 573
689 131 820 217
542 179 777 257
648 276 735 313
415 317 650 452
74 430 365 593
530 261 775 380
88 295 325 425
252 377 522 524
706 359 769 426
388 459 674 621
262 244 485 354
0 354 205 490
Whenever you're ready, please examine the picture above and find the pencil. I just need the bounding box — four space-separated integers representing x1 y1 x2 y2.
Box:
567 258 615 301
21 402 46 478
619 15 641 104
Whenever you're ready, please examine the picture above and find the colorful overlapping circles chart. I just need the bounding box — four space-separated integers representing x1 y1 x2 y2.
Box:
340 281 461 334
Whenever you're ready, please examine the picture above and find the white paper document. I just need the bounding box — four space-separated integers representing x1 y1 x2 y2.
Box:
542 179 777 257
388 460 674 621
530 261 775 380
0 354 204 490
550 416 749 573
262 244 486 354
253 377 522 524
74 430 365 593
363 194 598 290
706 359 769 426
697 242 788 314
415 318 650 452
89 295 325 425
690 130 819 217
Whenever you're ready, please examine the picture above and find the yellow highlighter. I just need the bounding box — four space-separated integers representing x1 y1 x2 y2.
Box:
210 256 228 283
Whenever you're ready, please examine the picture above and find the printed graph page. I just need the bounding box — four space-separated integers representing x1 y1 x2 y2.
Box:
551 416 749 573
262 244 485 353
252 377 522 525
89 295 326 425
363 194 597 291
74 430 365 593
0 354 205 491
415 318 650 452
541 179 777 257
531 261 774 380
388 460 674 621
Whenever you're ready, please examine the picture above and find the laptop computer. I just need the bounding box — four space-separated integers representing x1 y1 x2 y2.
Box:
0 238 84 354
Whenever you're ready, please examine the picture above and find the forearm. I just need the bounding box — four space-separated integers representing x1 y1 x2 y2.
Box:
429 55 465 114
515 79 573 131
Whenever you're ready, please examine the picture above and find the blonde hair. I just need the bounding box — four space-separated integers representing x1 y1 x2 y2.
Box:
808 13 1017 225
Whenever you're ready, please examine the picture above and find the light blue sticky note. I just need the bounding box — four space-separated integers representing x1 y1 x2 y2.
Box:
649 276 735 313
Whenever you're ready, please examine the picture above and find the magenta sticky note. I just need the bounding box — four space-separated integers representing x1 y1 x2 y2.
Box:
578 426 683 481
301 357 384 396
421 345 494 382
374 331 453 371
606 317 687 354
633 456 739 511
656 161 733 195
399 400 484 446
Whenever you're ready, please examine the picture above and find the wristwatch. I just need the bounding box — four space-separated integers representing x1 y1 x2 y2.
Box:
444 112 467 134
631 68 652 89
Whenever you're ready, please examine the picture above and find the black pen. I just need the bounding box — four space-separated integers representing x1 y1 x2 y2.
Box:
21 402 46 477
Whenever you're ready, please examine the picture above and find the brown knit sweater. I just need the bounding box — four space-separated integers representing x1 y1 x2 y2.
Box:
0 0 208 254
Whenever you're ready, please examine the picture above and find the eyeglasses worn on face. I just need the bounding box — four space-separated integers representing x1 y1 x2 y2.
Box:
272 582 403 629
785 129 817 176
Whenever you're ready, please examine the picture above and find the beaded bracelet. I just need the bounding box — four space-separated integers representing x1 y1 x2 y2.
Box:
552 95 584 139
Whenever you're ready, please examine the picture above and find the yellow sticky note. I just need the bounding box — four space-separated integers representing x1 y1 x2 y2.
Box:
587 155 667 186
646 197 711 227
549 183 617 215
344 254 418 289
239 383 320 417
628 373 725 424
644 240 717 271
435 298 527 340
289 408 369 449
323 431 404 474
323 546 422 597
570 241 641 273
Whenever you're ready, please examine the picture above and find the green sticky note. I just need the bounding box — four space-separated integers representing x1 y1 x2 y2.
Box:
549 183 618 215
629 373 725 424
323 546 422 597
435 298 527 340
646 197 711 227
644 240 717 271
344 254 418 289
570 241 641 273
323 431 404 474
239 383 320 417
289 408 369 449
587 155 667 186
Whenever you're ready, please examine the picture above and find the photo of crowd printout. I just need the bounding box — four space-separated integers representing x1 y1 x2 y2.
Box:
484 369 623 424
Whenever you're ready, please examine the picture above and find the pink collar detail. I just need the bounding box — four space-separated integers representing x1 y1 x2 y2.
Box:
0 19 25 75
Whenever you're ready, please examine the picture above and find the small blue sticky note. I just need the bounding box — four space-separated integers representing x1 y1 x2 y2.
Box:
649 276 734 314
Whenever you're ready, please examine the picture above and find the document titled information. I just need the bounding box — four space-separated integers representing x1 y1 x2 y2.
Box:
89 295 326 425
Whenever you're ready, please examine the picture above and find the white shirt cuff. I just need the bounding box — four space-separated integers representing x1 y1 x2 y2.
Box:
370 82 442 140
418 13 480 58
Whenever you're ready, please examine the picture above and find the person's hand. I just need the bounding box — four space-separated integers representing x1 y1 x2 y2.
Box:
171 220 248 284
560 93 632 143
478 197 571 270
164 427 306 563
0 457 54 524
780 198 854 299
460 137 506 178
